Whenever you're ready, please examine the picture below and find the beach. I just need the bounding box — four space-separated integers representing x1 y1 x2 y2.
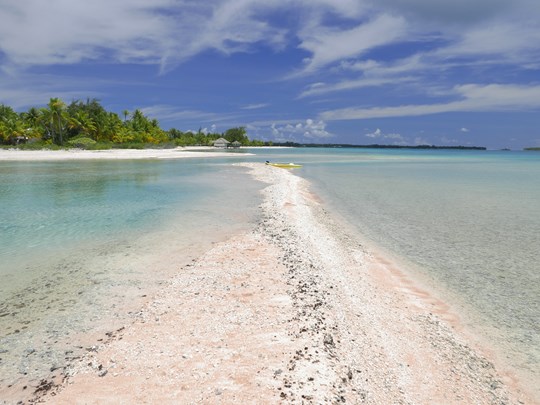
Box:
10 161 530 404
0 147 250 161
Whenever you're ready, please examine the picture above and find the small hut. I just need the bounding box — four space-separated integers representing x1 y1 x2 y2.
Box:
213 137 230 148
11 136 29 145
231 141 241 148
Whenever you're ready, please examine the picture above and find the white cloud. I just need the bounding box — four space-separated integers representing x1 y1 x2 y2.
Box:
0 0 372 72
0 0 287 70
364 128 406 144
294 0 540 100
376 0 512 25
436 23 540 64
460 127 470 132
140 105 235 123
0 0 176 66
264 118 332 141
1 0 538 80
297 14 408 74
366 128 382 138
320 84 540 120
241 103 269 110
200 124 218 134
298 54 432 98
299 76 415 98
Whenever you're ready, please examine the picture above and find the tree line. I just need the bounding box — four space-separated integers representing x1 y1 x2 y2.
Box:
0 98 268 149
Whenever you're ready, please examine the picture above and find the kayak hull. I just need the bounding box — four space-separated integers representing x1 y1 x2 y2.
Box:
266 162 302 168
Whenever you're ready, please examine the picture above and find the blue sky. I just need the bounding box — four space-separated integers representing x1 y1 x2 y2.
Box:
1 0 539 148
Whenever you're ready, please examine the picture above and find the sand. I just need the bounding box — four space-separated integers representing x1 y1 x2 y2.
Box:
10 163 534 404
0 147 250 161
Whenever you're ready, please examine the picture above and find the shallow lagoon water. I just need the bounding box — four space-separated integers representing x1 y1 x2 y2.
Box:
252 148 540 389
0 156 262 391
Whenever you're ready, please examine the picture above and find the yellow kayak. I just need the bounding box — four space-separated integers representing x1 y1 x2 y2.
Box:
266 162 302 168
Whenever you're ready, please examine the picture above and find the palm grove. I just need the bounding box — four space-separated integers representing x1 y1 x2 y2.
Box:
0 98 267 148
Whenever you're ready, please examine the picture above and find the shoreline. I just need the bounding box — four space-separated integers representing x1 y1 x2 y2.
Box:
0 147 253 161
10 162 534 403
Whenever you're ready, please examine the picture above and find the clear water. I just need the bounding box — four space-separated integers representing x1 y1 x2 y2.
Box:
0 156 262 390
250 147 540 389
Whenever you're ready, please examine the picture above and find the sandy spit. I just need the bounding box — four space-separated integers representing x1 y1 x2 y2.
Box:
26 163 532 404
0 147 251 161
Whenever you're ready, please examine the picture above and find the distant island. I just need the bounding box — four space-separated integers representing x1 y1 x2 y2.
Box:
524 147 540 151
273 142 487 150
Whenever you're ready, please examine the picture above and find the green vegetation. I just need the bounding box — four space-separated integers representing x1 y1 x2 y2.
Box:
524 147 540 151
0 98 267 149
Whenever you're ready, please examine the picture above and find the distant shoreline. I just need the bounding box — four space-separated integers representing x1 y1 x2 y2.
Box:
270 142 487 150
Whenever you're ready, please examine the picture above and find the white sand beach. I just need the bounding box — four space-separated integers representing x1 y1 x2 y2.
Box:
9 162 534 404
0 147 250 161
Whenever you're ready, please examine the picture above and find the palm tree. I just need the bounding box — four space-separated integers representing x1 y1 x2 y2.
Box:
21 107 44 139
122 109 129 123
0 117 25 143
21 107 40 126
68 111 97 139
102 112 122 142
41 98 67 144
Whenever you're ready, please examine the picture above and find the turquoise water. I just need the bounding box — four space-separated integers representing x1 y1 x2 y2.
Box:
0 158 247 268
0 156 262 391
252 148 540 387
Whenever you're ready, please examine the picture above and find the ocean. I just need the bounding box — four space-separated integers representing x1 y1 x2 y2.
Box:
1 148 538 397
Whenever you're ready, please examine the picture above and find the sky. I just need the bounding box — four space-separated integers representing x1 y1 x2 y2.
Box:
1 0 539 149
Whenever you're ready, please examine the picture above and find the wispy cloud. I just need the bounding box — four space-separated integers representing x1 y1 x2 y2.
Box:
241 103 269 110
434 23 540 66
1 0 538 78
0 0 286 71
140 105 235 123
297 14 408 74
377 0 512 25
0 0 176 67
320 84 540 120
293 0 540 108
299 76 415 98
